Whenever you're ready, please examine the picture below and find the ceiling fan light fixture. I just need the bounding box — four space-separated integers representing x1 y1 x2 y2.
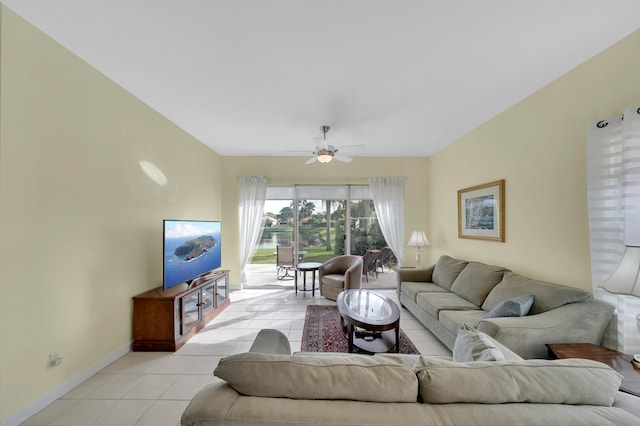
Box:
317 152 333 163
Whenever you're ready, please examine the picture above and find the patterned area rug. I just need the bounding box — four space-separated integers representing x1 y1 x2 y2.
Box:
301 305 419 354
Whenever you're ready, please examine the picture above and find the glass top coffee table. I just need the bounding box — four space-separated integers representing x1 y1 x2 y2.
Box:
336 289 401 353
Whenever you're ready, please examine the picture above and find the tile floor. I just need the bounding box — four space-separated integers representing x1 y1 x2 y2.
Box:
20 288 450 426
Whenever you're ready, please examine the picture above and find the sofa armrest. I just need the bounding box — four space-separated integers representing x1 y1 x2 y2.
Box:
397 266 435 283
249 329 292 354
344 259 364 290
476 300 614 359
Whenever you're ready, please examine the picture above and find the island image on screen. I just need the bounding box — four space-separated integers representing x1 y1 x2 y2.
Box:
163 220 221 290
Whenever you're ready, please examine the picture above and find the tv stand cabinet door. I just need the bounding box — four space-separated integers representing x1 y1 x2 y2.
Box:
133 296 180 351
180 288 202 336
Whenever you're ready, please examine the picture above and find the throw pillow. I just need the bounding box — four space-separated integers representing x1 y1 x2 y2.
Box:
452 323 522 362
482 294 533 319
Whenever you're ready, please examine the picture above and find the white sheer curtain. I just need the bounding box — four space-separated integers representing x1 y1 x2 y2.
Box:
368 176 406 267
587 105 640 354
238 176 267 285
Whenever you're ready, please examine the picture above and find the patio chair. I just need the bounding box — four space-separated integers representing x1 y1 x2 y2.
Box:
361 250 379 282
276 245 295 280
377 246 393 272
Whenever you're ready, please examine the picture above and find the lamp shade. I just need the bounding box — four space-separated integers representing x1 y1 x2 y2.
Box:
599 245 640 298
407 230 430 247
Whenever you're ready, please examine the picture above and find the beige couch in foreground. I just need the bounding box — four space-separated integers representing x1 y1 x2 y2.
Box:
398 255 615 358
181 329 640 426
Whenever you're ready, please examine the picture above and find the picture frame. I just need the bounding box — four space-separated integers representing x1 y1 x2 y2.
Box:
458 179 505 242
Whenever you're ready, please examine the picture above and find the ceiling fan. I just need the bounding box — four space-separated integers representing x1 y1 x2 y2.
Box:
305 125 363 164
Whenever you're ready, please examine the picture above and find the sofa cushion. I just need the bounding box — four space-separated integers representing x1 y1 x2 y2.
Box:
214 352 418 403
416 292 480 319
416 358 622 405
450 261 509 306
432 256 468 290
483 294 534 319
439 310 486 336
482 272 591 315
401 282 448 303
452 324 522 362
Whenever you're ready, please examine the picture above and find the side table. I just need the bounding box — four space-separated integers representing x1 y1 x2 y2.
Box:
546 343 640 397
295 262 321 297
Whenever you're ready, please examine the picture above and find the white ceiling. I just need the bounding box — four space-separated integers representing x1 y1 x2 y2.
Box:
3 1 640 159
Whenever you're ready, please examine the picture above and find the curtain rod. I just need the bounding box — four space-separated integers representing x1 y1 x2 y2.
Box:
262 176 406 182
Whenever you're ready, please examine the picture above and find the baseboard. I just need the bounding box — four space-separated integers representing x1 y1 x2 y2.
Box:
1 341 132 426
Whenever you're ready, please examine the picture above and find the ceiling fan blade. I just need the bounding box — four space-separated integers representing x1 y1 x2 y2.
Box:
335 144 366 152
333 153 353 163
305 156 318 164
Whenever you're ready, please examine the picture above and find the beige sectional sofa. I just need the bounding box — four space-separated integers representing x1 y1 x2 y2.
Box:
398 255 615 358
181 329 640 426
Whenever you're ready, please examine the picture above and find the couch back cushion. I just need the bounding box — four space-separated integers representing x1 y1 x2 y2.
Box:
482 272 591 314
416 358 621 405
450 262 509 306
214 352 418 403
432 256 468 290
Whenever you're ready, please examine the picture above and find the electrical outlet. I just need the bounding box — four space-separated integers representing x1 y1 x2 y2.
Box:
49 352 63 367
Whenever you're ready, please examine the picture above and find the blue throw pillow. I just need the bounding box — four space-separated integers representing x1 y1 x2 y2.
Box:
483 294 534 319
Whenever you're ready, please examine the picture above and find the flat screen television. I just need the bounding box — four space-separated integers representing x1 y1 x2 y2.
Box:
163 220 222 291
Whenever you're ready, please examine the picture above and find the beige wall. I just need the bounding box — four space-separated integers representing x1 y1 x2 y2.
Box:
428 29 640 290
0 7 222 422
220 157 429 285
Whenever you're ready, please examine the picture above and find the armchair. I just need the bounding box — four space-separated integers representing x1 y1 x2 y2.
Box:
319 255 363 301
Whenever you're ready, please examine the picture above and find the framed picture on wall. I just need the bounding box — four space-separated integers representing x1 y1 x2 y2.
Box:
458 179 505 242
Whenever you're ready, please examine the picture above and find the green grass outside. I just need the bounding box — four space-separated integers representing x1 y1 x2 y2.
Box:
249 245 339 264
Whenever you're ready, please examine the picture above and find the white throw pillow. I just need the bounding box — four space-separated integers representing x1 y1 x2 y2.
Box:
453 323 522 362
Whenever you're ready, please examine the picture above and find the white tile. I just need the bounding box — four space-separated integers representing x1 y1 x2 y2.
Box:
160 374 216 400
91 399 155 426
135 400 189 426
197 341 235 355
48 399 116 426
288 328 304 341
122 375 178 399
247 318 273 329
182 356 222 374
20 400 79 426
99 352 166 374
87 374 145 399
62 373 115 399
230 341 253 354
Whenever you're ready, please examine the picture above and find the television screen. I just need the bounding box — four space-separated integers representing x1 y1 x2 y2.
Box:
163 220 221 291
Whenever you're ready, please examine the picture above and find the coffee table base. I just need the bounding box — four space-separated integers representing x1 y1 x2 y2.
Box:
340 317 399 354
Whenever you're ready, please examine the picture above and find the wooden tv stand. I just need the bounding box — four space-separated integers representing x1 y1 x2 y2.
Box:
132 270 230 351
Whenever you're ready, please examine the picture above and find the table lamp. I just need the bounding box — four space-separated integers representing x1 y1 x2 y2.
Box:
598 244 640 366
407 230 429 269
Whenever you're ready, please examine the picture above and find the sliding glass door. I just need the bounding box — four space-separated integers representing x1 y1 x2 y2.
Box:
245 184 391 287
